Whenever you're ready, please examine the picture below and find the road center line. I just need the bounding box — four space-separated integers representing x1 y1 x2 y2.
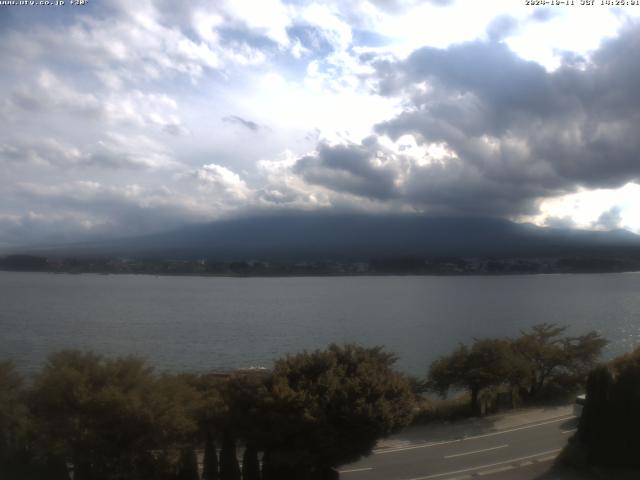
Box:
444 444 508 459
402 448 562 480
338 467 374 474
375 415 574 455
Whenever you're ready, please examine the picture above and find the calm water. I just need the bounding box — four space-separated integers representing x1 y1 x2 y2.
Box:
1 271 639 376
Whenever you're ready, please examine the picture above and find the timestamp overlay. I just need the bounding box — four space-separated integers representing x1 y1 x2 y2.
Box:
0 0 88 6
525 0 640 6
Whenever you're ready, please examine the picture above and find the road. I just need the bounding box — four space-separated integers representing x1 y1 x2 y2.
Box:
338 413 578 480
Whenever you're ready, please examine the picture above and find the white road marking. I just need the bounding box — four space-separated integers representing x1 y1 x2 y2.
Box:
375 416 574 455
561 428 577 434
459 416 575 441
477 465 513 476
535 454 558 463
339 467 374 474
444 444 508 459
401 448 562 480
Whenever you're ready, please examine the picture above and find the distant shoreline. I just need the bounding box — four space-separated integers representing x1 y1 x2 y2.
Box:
3 268 640 278
3 253 640 277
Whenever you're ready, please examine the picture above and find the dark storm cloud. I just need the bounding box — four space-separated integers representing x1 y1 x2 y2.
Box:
377 40 558 124
293 139 399 200
357 23 640 216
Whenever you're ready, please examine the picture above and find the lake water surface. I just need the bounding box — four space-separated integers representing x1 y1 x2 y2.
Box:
1 271 639 376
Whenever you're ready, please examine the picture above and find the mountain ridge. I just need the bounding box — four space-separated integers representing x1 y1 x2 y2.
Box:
10 213 640 261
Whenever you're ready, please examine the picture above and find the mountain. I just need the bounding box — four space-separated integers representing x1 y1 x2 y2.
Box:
18 213 640 261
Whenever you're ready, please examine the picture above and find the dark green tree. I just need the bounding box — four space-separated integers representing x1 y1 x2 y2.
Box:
219 431 241 480
0 362 47 480
428 339 525 415
29 351 201 480
202 431 219 480
260 344 415 477
579 364 613 463
176 447 199 480
0 362 27 461
242 444 260 480
514 324 606 399
608 347 640 465
578 347 640 467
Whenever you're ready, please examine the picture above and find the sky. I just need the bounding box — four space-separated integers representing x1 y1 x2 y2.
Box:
2 0 640 247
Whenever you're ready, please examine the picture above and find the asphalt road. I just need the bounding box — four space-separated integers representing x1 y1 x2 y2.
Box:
338 414 578 480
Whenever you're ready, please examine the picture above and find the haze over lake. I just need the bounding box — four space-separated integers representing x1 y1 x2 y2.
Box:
2 271 639 376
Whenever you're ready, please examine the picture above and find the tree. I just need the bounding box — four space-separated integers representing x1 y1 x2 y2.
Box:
241 444 260 480
219 431 241 480
514 324 606 399
563 331 608 378
260 344 415 477
0 361 43 480
212 370 270 479
578 347 640 467
186 371 227 480
428 339 525 415
0 361 28 458
176 447 199 480
513 324 568 397
29 351 201 480
220 370 270 449
578 364 613 464
202 431 219 480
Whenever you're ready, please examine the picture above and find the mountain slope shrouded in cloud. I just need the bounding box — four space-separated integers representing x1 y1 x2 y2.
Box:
25 213 640 261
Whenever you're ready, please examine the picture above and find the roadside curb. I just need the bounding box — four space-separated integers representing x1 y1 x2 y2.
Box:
343 449 562 479
374 412 576 455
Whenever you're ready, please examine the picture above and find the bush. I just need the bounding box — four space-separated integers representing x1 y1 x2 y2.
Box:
578 348 640 467
411 394 471 424
260 344 415 476
1 345 416 479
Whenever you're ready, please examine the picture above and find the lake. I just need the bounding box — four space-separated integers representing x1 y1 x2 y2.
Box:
1 271 639 376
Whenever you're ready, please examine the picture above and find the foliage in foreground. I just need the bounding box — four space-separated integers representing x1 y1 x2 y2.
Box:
411 394 471 424
578 347 640 467
0 344 415 480
261 345 414 476
426 324 607 415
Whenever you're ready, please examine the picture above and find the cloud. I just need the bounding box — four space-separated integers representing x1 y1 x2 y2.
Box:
222 0 293 46
3 1 640 248
486 15 519 41
9 180 209 241
363 23 640 217
543 215 577 229
10 70 101 115
0 211 103 248
89 133 180 170
8 71 187 135
193 163 251 201
592 206 623 231
293 139 399 200
0 138 84 167
0 134 179 171
530 8 556 23
222 115 262 132
369 0 452 13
